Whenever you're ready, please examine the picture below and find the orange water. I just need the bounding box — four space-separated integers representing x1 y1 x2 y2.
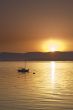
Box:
0 61 73 110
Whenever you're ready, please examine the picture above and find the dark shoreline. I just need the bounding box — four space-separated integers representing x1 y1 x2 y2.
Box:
0 51 73 61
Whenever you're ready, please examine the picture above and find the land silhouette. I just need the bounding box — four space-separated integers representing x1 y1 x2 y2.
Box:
0 51 73 61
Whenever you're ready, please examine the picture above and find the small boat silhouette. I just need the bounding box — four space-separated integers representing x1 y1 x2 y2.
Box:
18 53 29 73
18 68 29 73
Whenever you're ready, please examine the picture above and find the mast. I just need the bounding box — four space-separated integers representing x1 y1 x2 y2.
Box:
25 52 27 69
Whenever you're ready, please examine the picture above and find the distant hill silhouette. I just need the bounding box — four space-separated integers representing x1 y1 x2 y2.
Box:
0 51 73 61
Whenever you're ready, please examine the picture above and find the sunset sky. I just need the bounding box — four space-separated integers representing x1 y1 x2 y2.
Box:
0 0 73 52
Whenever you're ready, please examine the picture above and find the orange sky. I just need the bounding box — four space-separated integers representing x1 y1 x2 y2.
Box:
0 0 73 52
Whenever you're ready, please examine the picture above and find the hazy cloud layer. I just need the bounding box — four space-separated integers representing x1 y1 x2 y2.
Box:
0 0 73 52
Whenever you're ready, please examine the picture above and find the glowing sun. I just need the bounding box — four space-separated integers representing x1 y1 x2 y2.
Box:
42 39 65 52
50 46 56 52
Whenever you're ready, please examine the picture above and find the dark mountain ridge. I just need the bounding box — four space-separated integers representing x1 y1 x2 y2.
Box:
0 51 73 61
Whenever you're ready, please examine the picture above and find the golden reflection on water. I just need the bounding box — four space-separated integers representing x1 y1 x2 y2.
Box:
50 61 56 90
1 62 73 110
1 61 73 98
49 61 73 94
50 62 55 83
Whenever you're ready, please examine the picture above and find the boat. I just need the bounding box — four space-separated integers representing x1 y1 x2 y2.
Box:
18 53 29 73
18 68 29 73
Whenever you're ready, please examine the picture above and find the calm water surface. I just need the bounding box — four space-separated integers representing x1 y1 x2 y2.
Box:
0 61 73 110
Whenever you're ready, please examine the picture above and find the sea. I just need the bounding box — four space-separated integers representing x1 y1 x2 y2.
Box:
0 61 73 110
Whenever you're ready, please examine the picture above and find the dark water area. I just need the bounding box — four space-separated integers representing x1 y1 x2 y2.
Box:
0 61 73 110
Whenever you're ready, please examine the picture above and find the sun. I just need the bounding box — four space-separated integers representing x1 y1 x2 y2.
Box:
42 39 66 52
50 46 56 52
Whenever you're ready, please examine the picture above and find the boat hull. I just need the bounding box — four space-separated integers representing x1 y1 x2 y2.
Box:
18 68 29 73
